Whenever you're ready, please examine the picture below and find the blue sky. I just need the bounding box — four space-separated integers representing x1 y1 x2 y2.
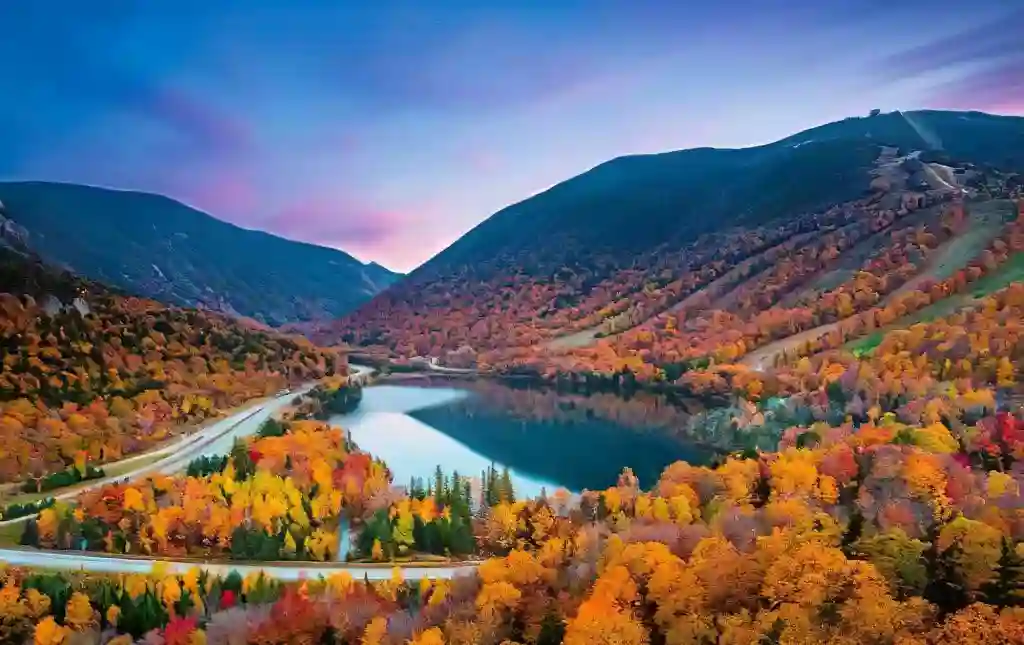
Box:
2 1 1022 271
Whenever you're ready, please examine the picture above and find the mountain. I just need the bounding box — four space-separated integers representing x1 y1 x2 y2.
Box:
0 182 401 325
418 110 1024 278
0 240 345 483
316 110 1024 367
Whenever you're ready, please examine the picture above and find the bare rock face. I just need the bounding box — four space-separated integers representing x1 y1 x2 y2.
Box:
0 210 30 250
901 156 926 174
71 297 91 316
41 294 63 316
870 176 892 192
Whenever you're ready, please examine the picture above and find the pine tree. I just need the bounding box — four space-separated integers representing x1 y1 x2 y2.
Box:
924 539 970 616
433 465 445 507
983 538 1024 607
486 464 498 506
451 470 461 508
537 610 566 645
499 467 515 503
19 518 39 547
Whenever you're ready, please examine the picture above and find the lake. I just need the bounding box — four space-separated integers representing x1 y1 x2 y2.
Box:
331 378 718 498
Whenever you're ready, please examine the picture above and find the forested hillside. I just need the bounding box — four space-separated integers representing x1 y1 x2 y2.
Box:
0 244 343 485
0 182 400 325
316 111 1024 383
5 111 1024 644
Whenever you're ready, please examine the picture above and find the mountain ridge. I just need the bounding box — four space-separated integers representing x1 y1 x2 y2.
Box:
0 181 401 325
321 109 1024 364
409 110 1022 279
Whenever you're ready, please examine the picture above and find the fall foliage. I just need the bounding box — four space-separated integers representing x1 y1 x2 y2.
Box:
0 246 344 485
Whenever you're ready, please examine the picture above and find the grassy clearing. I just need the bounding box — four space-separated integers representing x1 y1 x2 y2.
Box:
0 521 25 546
845 251 1023 357
0 477 103 506
970 252 1024 298
844 295 978 356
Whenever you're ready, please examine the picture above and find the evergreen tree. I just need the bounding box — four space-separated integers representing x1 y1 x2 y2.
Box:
230 439 255 481
19 518 39 547
499 467 515 503
537 611 566 645
983 538 1024 607
433 465 445 507
924 539 970 616
451 469 461 508
449 514 475 555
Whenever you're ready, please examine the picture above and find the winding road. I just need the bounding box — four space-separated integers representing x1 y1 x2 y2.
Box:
0 547 477 580
0 384 314 526
0 364 480 580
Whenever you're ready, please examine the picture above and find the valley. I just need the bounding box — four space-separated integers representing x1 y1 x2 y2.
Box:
4 109 1024 643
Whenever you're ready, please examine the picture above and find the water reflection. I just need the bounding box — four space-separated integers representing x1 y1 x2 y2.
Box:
333 379 718 497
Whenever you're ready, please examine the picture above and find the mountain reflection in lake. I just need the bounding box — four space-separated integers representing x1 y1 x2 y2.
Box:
332 378 718 498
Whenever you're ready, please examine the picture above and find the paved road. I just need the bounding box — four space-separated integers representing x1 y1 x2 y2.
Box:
0 363 485 579
0 385 314 526
0 547 477 581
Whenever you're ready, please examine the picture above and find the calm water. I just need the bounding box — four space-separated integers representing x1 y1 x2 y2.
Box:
331 379 717 497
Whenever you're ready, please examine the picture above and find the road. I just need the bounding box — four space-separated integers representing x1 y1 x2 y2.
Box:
0 384 315 526
739 322 843 372
0 363 484 580
0 362 483 580
0 546 477 581
1 362 376 515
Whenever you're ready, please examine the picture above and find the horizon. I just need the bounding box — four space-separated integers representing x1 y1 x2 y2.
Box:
2 2 1022 272
4 105 1020 276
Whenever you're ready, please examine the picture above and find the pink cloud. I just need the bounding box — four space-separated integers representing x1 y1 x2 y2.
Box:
186 170 258 216
929 61 1024 115
147 86 252 157
265 197 401 248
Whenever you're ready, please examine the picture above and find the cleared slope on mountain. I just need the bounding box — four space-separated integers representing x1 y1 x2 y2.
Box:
326 110 1024 368
0 182 400 325
418 110 1024 278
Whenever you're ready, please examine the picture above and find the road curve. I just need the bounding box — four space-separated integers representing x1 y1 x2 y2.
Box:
0 546 478 581
0 385 315 527
0 363 479 578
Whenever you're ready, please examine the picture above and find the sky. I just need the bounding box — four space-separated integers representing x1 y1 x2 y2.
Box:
2 1 1022 273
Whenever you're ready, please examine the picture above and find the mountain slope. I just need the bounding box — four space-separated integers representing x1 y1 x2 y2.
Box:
0 241 345 484
419 110 1024 278
0 182 401 325
322 110 1024 366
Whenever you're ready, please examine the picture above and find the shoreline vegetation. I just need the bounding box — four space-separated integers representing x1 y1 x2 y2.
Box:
2 150 1024 641
3 375 1024 643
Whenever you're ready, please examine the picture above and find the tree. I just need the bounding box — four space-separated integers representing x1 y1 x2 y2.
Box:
982 540 1024 608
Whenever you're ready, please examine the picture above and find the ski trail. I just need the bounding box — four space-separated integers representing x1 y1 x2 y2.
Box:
898 110 943 150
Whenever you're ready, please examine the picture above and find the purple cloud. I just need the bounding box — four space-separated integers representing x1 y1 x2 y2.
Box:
143 86 252 157
876 7 1024 113
931 60 1024 112
265 198 400 249
878 9 1023 75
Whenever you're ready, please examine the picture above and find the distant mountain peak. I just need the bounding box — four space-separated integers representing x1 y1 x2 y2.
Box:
0 181 401 325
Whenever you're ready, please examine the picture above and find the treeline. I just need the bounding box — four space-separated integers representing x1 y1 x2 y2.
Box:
0 244 343 485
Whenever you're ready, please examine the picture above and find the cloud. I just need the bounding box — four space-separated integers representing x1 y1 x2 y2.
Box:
182 169 258 216
876 7 1024 112
140 86 252 157
930 60 1024 112
265 198 400 249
